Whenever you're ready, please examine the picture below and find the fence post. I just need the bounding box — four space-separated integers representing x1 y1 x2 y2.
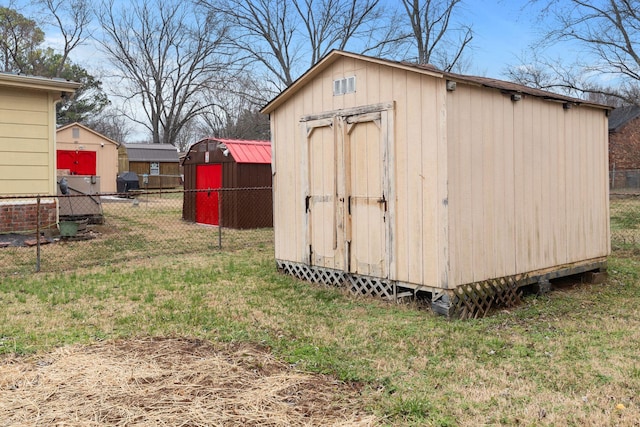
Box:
218 188 222 249
36 195 41 272
611 164 615 189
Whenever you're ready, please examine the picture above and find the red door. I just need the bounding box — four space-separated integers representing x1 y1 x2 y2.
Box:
196 164 222 225
57 150 97 175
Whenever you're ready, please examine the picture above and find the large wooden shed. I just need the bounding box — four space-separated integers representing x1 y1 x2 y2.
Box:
119 143 181 189
182 138 272 229
261 50 611 317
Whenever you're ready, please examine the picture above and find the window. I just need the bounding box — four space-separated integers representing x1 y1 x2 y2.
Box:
72 127 80 138
150 162 160 175
333 76 356 96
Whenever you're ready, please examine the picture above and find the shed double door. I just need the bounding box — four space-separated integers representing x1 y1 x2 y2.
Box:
57 150 97 175
304 105 393 278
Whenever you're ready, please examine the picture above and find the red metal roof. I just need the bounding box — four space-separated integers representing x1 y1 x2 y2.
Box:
207 138 271 164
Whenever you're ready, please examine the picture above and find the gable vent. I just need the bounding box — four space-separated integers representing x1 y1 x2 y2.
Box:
333 76 356 96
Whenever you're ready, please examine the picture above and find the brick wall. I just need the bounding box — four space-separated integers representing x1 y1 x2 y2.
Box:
610 117 640 170
0 199 57 233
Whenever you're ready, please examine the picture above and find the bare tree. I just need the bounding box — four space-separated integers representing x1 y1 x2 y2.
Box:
505 52 580 92
204 0 384 88
96 0 234 146
171 118 202 153
32 0 92 77
85 108 132 143
399 0 472 71
293 0 381 65
585 89 627 108
520 0 640 104
197 72 274 140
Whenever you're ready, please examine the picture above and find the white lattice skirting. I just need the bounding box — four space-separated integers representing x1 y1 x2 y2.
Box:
277 259 608 317
276 260 395 299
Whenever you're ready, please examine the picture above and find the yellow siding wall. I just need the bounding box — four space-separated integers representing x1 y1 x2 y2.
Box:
271 57 448 288
446 85 610 286
0 87 57 195
57 126 119 192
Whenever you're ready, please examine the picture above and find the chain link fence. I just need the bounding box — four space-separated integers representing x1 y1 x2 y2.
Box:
610 193 640 251
2 188 639 277
0 188 273 276
610 169 640 192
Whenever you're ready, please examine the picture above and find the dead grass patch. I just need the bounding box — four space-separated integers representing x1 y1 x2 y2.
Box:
0 337 376 426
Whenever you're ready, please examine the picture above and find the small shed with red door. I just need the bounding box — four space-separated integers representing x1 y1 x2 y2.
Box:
182 138 272 229
56 122 120 192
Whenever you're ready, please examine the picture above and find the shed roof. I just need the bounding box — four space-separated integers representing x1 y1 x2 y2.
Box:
261 50 611 114
441 70 603 106
608 105 640 133
194 138 271 164
124 143 179 162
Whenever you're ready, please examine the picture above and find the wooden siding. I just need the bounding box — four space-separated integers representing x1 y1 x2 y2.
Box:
182 142 273 229
270 56 448 287
267 51 609 292
57 124 119 192
128 161 181 189
220 163 272 228
118 144 129 173
0 87 57 196
446 85 610 287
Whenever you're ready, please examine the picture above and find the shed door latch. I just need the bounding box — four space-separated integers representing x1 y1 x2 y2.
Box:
305 195 311 212
377 194 387 211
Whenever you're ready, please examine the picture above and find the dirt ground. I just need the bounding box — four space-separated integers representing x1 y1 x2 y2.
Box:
0 338 377 426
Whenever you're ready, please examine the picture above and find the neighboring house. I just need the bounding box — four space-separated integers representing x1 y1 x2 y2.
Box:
118 143 181 189
56 122 120 193
0 72 80 233
261 50 611 317
608 105 640 189
182 138 272 229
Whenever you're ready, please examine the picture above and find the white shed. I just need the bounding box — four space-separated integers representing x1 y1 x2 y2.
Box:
261 51 611 317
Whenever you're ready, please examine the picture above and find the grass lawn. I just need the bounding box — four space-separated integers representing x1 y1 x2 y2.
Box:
2 248 639 425
1 196 639 425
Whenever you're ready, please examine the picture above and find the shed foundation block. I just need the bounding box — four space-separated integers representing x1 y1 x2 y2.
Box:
532 279 552 295
431 294 456 317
